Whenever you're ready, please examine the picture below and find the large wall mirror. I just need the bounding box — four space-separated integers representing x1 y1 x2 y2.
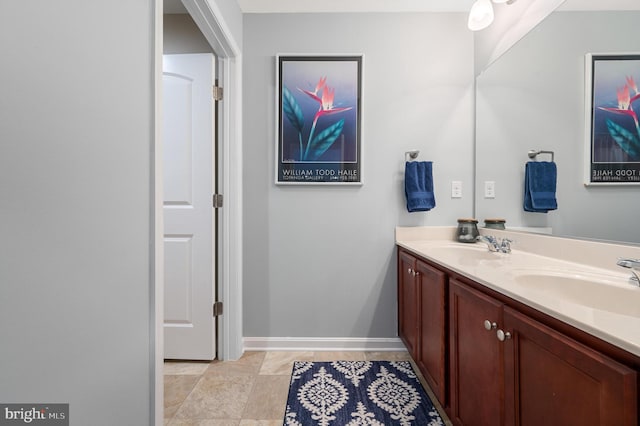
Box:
475 4 640 244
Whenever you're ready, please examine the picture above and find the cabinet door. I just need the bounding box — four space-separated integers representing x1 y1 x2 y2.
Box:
450 279 504 426
503 306 637 426
416 260 447 404
398 250 419 357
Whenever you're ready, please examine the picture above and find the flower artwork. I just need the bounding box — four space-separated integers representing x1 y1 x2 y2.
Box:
588 54 640 184
276 56 362 184
283 77 352 162
597 75 640 160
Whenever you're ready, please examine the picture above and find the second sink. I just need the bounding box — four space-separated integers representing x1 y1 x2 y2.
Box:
512 270 640 317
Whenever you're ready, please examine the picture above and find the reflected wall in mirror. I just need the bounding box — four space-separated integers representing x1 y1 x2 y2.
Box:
475 10 640 244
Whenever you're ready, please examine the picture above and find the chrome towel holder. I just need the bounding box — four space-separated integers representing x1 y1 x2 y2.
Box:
405 150 420 162
528 149 554 162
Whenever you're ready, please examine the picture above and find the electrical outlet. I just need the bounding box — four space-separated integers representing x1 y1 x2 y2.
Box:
451 181 462 198
484 181 495 198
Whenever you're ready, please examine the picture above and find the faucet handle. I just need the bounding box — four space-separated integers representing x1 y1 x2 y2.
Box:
499 238 512 253
617 258 640 268
617 258 640 284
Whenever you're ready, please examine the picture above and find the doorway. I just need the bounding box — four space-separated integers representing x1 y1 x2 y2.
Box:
163 52 217 361
155 0 244 421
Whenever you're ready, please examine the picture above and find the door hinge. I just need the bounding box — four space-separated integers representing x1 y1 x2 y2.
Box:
213 86 223 101
213 194 223 208
213 301 223 317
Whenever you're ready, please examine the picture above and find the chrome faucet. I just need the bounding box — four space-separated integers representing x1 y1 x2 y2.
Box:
499 238 513 253
476 235 498 251
616 258 640 284
476 235 512 253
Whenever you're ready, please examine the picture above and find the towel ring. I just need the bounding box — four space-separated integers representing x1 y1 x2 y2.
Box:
528 149 554 162
405 150 420 162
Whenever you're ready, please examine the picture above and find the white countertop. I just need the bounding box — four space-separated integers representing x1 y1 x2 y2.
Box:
396 226 640 357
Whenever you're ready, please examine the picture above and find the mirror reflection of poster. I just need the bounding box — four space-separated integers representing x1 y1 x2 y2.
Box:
276 55 362 185
586 53 640 185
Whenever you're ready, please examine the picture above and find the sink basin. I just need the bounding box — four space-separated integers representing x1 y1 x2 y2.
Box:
513 270 640 317
412 242 503 261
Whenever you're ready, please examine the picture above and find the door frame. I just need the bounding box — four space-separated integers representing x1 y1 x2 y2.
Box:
153 0 243 422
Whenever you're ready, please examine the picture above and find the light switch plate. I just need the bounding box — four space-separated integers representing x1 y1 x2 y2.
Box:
451 181 462 198
484 181 495 198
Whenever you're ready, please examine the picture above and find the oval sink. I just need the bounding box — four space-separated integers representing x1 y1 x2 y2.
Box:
414 243 504 261
413 242 487 251
513 271 640 317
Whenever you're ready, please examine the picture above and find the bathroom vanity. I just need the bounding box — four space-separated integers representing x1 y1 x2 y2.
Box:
396 227 640 426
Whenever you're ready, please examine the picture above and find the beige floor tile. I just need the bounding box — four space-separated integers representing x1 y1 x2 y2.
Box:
206 351 266 376
259 351 313 375
311 351 367 361
164 375 201 418
174 375 256 420
168 420 240 426
163 350 451 425
364 350 411 361
242 375 290 420
238 420 283 426
165 361 211 376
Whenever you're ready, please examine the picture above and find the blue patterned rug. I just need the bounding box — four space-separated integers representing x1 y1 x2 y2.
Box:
283 360 445 425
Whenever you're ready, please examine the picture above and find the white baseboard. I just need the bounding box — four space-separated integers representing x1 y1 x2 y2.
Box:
243 337 407 352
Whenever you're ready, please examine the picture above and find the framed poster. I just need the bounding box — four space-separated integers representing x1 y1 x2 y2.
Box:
276 55 362 185
585 53 640 185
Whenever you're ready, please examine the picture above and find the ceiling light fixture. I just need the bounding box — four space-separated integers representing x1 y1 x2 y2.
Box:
468 0 494 31
468 0 516 31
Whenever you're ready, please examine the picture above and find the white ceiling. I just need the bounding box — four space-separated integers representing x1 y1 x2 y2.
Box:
163 0 640 15
237 0 476 13
557 0 640 11
237 0 640 13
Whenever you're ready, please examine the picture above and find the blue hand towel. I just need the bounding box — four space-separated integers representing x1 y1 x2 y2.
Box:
405 161 436 212
524 161 557 213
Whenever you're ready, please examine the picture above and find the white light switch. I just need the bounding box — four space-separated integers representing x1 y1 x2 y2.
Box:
484 181 495 198
451 181 462 198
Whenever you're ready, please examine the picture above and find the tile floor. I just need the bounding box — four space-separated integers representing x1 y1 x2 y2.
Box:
164 350 452 425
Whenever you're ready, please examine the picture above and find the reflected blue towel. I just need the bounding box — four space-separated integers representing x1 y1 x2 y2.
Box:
524 161 557 213
405 161 435 212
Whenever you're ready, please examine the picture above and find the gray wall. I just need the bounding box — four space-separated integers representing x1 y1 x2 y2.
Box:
473 0 563 75
206 0 242 49
0 1 155 424
476 11 640 243
243 13 474 338
164 14 215 54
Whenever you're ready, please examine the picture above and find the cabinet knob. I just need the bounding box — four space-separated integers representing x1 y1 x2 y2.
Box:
497 329 512 341
484 320 497 331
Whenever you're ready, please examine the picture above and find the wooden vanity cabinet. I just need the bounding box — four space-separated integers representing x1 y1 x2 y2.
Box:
398 249 447 404
398 250 419 357
503 306 637 426
449 278 637 426
397 246 638 426
416 259 447 404
449 278 505 426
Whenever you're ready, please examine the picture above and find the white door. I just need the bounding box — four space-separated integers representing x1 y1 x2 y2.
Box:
163 54 216 360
